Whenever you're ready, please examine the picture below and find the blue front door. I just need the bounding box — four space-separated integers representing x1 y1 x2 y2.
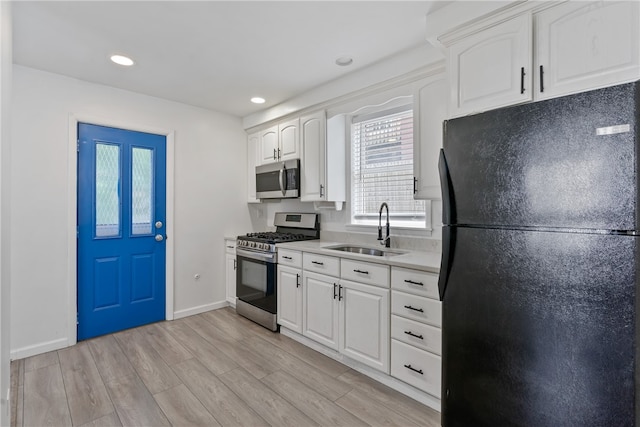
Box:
77 123 166 340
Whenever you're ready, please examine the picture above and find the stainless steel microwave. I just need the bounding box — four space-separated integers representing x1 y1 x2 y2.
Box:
256 159 300 199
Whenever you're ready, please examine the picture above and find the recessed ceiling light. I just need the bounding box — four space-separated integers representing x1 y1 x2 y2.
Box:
335 56 353 66
110 55 134 66
251 97 266 104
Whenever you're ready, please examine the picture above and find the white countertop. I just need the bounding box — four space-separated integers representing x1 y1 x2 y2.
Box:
276 240 441 274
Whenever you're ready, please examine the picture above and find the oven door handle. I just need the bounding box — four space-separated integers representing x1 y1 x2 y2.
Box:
236 248 276 264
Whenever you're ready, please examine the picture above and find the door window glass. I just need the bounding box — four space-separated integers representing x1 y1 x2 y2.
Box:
131 147 154 235
95 143 120 237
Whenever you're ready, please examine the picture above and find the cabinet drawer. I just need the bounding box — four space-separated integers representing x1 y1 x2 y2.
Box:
391 291 441 327
278 249 302 268
391 339 441 397
224 239 236 254
303 253 340 277
341 259 389 288
391 315 441 356
391 267 439 299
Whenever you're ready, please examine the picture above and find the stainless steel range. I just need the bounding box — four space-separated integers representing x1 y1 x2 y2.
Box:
235 212 320 331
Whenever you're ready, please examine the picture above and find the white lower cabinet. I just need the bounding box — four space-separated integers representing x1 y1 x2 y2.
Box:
277 251 441 401
391 340 441 398
339 279 390 373
302 271 340 350
224 238 236 306
277 264 303 333
279 252 391 374
390 266 442 397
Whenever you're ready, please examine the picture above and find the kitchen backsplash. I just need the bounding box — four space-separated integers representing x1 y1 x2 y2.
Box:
248 198 443 254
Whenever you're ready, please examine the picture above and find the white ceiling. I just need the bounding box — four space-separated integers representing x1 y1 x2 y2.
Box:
12 1 450 118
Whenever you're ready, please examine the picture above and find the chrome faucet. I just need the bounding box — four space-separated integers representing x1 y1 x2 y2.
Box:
377 202 390 248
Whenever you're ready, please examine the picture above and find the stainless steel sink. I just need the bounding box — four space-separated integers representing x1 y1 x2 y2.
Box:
325 245 404 257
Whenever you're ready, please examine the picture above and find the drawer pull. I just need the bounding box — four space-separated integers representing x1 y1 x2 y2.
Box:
404 330 424 340
404 364 423 375
296 273 300 288
311 261 324 266
338 284 343 301
353 269 369 275
282 256 293 260
404 279 423 286
404 305 424 313
333 283 337 299
226 245 234 249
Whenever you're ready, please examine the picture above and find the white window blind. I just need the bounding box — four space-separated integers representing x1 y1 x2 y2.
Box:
351 106 426 228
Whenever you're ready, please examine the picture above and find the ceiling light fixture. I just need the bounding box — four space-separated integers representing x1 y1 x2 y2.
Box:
251 97 266 104
110 54 135 66
335 56 353 66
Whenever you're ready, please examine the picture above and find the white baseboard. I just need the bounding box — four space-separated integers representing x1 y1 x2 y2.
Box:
173 300 228 319
279 327 441 413
11 337 69 360
12 301 228 360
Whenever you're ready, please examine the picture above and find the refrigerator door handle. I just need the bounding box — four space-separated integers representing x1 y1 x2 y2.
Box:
438 149 455 225
438 225 455 301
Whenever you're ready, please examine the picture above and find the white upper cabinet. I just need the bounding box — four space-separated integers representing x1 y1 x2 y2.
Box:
300 111 346 206
535 1 640 100
247 131 260 203
257 119 300 166
445 1 640 117
300 111 326 201
449 13 532 117
278 118 300 161
258 125 279 165
413 75 448 200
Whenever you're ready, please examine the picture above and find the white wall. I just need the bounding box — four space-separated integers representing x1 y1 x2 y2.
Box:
10 65 252 358
243 44 444 130
0 2 11 424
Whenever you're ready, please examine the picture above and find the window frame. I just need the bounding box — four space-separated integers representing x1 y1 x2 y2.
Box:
347 99 431 232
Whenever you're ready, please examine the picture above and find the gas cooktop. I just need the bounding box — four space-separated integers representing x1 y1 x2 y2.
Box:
237 212 320 253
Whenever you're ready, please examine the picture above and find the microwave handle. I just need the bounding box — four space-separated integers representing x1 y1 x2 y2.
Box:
279 163 287 196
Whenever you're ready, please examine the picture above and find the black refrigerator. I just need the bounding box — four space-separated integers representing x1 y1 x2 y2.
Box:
438 81 640 426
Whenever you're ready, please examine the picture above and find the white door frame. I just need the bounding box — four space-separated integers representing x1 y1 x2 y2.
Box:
67 114 175 346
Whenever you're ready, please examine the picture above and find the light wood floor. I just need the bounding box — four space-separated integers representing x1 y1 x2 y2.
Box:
10 307 441 427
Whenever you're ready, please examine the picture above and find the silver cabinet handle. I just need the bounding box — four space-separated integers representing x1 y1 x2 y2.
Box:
273 148 277 160
320 184 324 198
155 221 163 229
155 235 164 242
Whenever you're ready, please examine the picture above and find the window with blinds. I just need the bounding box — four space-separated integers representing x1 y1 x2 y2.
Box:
351 105 426 228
